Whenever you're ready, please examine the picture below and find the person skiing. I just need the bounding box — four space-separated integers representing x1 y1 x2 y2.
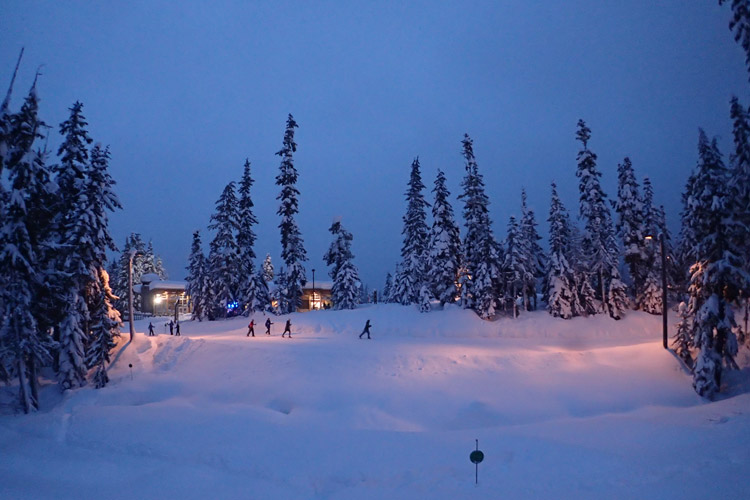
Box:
175 321 181 336
359 319 372 339
169 320 174 335
281 319 292 338
265 318 273 335
148 322 155 336
247 319 256 337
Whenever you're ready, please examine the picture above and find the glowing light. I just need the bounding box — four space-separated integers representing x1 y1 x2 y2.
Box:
153 295 163 305
645 235 653 241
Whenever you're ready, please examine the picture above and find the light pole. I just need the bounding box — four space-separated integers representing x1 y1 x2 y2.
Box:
645 232 669 349
312 268 316 310
127 250 142 343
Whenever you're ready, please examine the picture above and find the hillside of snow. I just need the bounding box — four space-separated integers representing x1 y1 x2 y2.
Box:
1 305 749 499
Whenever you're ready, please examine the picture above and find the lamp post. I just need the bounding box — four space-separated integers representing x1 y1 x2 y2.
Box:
127 250 142 343
645 232 669 349
312 268 316 310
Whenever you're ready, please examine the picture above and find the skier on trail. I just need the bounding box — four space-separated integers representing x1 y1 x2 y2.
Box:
282 319 292 338
247 319 256 337
359 319 372 340
265 318 273 335
175 321 180 336
169 320 174 335
148 322 155 336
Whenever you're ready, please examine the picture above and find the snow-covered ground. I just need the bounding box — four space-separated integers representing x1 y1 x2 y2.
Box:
1 305 749 499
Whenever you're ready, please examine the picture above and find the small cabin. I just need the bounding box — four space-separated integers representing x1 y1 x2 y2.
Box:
138 273 191 317
299 281 333 311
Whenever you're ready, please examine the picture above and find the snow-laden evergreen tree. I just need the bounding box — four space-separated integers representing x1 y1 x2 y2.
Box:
427 169 462 306
57 140 121 391
55 102 96 390
544 182 581 319
520 189 545 311
81 143 122 388
672 301 693 366
686 130 746 398
250 270 273 313
393 157 430 306
111 233 147 313
236 159 262 314
575 120 629 319
207 181 241 318
323 219 362 310
569 223 599 316
458 134 502 319
85 269 120 388
382 272 394 303
270 266 287 315
186 230 209 321
262 253 274 284
504 215 526 318
391 263 412 306
0 80 56 411
613 157 647 302
141 241 167 279
275 114 307 313
728 97 750 319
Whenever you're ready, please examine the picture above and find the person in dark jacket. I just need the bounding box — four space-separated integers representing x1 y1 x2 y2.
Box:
247 319 255 337
169 320 174 335
282 319 292 338
265 318 273 335
175 321 181 336
148 322 155 336
359 319 372 339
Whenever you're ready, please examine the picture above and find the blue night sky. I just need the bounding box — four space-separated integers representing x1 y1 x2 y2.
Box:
2 1 748 289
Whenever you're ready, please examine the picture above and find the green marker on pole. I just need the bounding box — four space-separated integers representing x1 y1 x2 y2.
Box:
470 439 484 485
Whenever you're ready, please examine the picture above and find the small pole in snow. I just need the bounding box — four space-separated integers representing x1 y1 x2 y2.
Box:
129 363 133 381
470 438 484 485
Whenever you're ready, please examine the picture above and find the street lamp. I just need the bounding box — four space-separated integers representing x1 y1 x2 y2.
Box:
645 231 668 349
312 268 316 310
127 250 143 343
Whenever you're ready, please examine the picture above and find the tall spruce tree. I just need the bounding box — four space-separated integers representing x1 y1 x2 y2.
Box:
520 189 545 311
504 215 526 318
382 272 394 303
85 269 120 388
275 114 307 314
614 157 647 302
458 134 502 319
55 102 96 390
80 143 122 388
186 230 208 321
728 97 750 321
544 182 581 319
686 130 745 397
575 120 629 319
427 169 462 306
262 253 274 284
324 219 362 310
237 159 262 313
393 157 431 305
0 80 56 411
207 181 241 318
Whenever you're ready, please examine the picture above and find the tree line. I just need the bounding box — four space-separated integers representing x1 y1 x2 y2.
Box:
184 114 363 321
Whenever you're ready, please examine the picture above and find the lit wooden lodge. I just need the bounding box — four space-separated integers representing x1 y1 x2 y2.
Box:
299 281 333 311
135 273 191 317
